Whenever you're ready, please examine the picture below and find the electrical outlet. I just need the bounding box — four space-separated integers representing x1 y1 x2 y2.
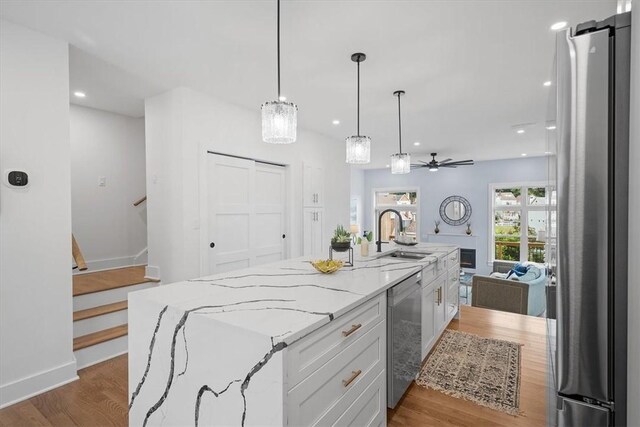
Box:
99 176 106 187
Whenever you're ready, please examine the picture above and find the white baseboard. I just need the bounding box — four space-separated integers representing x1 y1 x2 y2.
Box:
145 265 160 281
0 359 78 409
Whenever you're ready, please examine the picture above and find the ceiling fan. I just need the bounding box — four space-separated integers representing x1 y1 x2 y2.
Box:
412 153 474 172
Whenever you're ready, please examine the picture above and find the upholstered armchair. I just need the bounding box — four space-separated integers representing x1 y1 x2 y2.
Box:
471 261 546 316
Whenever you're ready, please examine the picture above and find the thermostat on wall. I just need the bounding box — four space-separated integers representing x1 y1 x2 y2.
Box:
4 170 30 188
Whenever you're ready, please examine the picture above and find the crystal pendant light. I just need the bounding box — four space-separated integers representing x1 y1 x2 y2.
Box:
345 53 371 164
261 0 297 144
390 90 410 174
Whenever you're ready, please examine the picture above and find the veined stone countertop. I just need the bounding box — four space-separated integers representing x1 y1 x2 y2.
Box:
128 242 457 426
130 242 457 346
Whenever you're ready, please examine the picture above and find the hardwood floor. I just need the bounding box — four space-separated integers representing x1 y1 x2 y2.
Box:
388 305 548 427
0 305 547 427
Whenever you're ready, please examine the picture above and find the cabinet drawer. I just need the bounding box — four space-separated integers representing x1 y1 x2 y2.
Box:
421 262 437 285
329 369 385 427
287 320 386 427
287 294 385 389
448 264 460 287
448 249 459 265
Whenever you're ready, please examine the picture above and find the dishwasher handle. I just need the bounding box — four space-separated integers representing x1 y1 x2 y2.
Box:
388 273 422 306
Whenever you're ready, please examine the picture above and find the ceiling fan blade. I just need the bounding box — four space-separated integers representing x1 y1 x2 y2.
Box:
418 160 430 164
439 164 458 168
441 160 474 166
437 158 452 164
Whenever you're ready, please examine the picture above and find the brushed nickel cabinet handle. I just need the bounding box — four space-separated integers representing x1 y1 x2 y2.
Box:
342 323 362 337
342 369 362 387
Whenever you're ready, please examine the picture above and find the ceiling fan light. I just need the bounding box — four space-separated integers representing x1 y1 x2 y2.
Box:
261 100 298 144
391 153 411 174
429 166 438 172
346 135 371 164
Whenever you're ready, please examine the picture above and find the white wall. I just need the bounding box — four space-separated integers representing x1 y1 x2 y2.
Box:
145 88 349 284
350 168 366 235
362 156 548 274
0 20 76 407
627 7 639 426
70 105 147 271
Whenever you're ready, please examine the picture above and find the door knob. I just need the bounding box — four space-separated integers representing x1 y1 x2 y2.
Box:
210 242 215 248
282 234 286 239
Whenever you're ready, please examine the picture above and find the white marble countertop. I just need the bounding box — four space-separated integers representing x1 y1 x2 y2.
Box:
131 242 457 346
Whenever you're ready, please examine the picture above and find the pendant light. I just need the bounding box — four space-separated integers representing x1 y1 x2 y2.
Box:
261 0 297 144
390 90 410 174
345 53 371 164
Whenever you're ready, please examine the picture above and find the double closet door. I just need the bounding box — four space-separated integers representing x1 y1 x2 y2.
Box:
205 153 286 274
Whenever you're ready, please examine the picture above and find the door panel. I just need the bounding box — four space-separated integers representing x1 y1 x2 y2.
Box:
556 28 610 401
421 283 436 360
207 155 285 274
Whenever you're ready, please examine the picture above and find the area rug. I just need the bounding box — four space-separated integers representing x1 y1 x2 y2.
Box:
415 329 522 415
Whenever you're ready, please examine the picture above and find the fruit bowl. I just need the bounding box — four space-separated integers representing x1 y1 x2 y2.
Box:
310 259 344 274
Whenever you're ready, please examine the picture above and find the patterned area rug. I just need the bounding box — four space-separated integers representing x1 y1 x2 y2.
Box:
416 329 522 415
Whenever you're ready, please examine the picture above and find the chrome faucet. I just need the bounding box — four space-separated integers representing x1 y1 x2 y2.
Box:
377 208 404 252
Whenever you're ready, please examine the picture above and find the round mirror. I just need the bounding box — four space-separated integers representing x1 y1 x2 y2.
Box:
439 195 472 226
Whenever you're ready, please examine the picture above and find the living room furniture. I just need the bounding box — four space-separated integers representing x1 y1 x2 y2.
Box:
471 261 546 316
459 272 474 305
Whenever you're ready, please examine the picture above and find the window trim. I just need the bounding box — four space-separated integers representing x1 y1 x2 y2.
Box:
372 187 420 243
487 181 549 266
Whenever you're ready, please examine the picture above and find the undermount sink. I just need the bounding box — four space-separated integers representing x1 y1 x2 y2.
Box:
379 250 433 260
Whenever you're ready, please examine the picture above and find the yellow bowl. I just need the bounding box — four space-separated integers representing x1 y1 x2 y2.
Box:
310 259 344 274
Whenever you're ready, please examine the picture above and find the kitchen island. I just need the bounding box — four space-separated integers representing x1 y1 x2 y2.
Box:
128 243 459 426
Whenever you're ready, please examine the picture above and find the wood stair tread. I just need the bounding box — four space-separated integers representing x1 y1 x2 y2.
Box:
73 325 128 351
73 301 128 322
73 265 159 296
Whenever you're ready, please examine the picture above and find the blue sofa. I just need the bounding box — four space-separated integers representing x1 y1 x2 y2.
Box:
471 261 547 316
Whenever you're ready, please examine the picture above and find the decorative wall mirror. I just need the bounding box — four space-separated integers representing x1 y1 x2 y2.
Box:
439 195 472 226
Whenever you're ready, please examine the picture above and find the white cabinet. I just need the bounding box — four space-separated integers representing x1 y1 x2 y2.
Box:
287 294 386 427
303 208 324 256
303 163 324 207
421 279 436 360
433 273 448 335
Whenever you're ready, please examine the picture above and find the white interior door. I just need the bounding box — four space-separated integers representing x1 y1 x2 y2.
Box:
206 154 286 274
253 163 286 266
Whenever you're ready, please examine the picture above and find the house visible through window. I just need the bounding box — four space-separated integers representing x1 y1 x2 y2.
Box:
490 183 553 264
374 190 419 243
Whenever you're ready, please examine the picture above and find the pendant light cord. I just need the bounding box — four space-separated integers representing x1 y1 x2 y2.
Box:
397 93 402 154
357 60 360 136
277 0 281 99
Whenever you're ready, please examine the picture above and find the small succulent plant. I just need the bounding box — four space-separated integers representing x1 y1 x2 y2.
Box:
331 225 351 244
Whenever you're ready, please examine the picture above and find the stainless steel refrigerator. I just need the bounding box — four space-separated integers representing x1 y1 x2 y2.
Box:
555 12 631 426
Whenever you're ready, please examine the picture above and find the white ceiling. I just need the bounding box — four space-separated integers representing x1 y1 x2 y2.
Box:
0 0 617 167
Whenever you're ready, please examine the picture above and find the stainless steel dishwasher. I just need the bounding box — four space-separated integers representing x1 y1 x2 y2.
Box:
387 270 422 408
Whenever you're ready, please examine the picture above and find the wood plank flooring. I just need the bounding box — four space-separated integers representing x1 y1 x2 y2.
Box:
72 266 158 297
388 305 548 427
72 325 128 351
0 306 548 426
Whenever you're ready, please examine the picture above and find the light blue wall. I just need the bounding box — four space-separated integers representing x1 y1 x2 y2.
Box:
362 156 548 274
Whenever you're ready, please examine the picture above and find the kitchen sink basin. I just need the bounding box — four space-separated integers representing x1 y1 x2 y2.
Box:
379 250 434 260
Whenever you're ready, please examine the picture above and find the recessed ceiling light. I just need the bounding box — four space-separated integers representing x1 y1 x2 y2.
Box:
73 91 86 98
332 119 340 125
385 164 390 168
543 81 552 87
517 129 525 134
278 95 287 101
551 21 567 31
546 125 557 130
521 153 528 156
545 151 553 155
413 142 420 146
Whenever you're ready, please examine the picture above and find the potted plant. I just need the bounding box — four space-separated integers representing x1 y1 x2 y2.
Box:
331 225 352 252
357 231 374 257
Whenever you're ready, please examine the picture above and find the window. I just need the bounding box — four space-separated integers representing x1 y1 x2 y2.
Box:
490 183 552 264
373 189 419 242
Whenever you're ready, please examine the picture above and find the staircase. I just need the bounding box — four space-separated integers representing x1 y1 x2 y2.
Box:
72 265 159 369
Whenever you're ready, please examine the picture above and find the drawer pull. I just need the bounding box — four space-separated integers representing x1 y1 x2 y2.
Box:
342 369 362 387
342 323 362 337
